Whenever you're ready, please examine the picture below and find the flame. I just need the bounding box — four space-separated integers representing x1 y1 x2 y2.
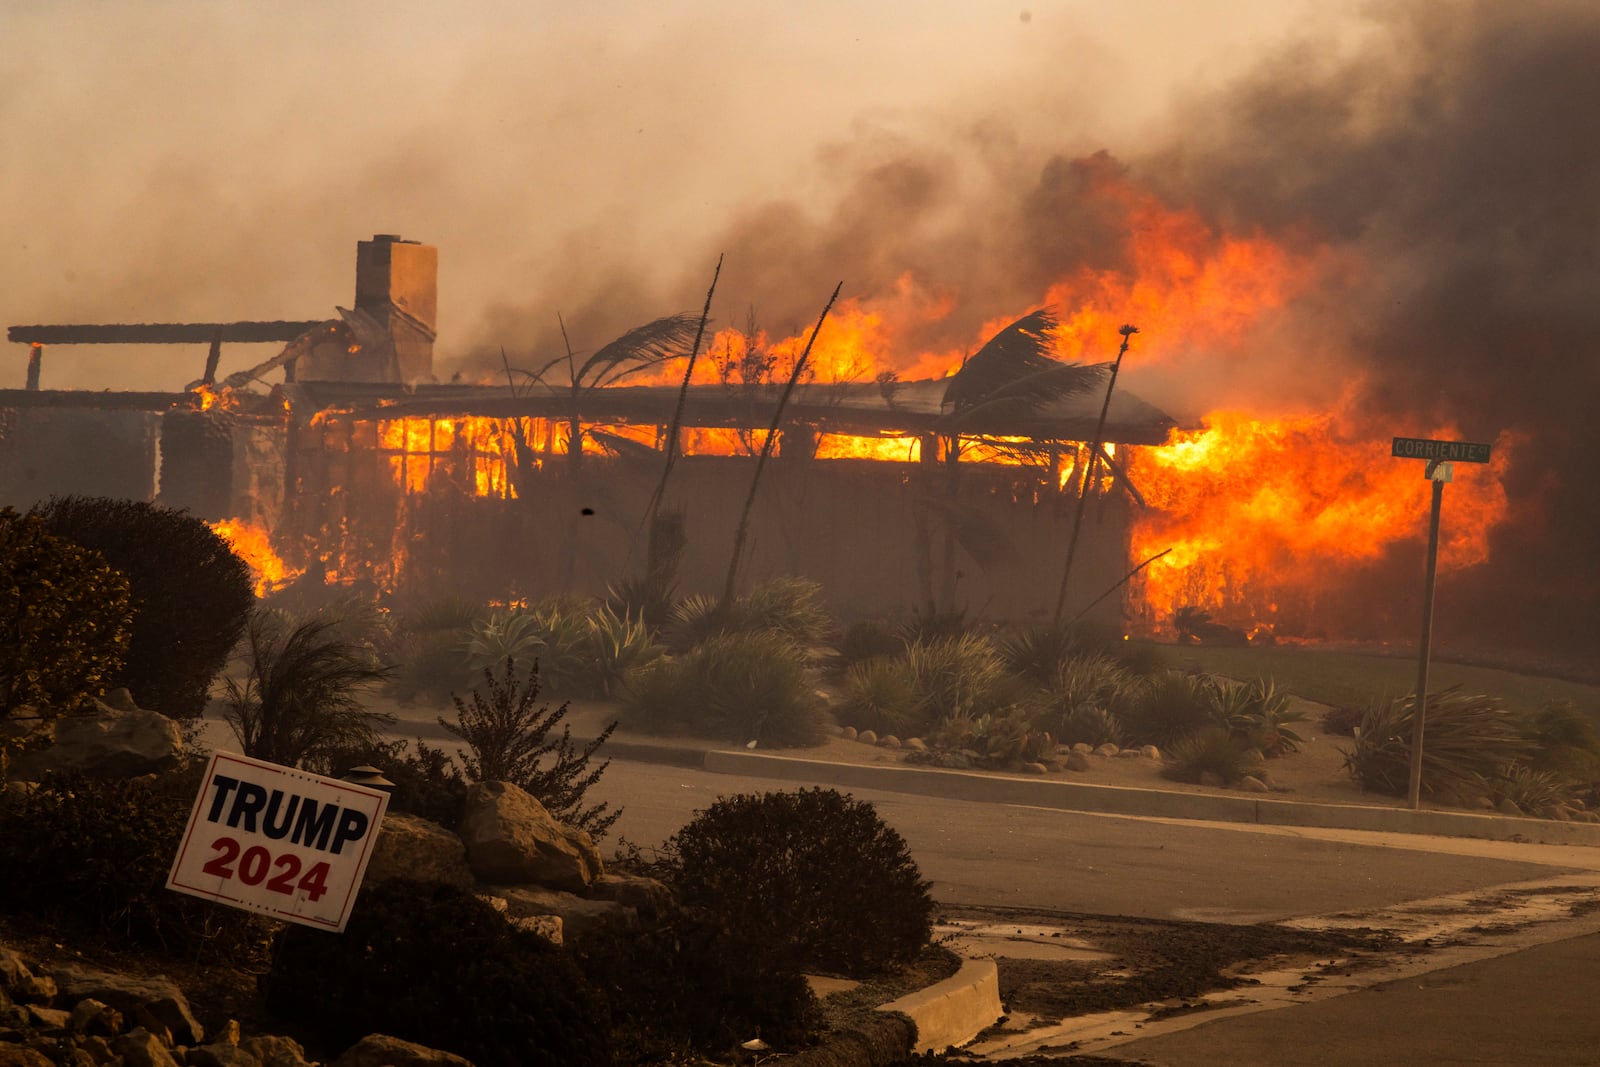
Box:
186 383 243 412
1127 408 1515 640
210 518 301 596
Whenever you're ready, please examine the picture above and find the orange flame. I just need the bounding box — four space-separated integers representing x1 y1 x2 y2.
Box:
1127 409 1515 639
210 518 301 596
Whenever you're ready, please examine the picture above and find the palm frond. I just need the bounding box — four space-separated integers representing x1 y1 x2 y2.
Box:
942 309 1098 417
578 313 701 388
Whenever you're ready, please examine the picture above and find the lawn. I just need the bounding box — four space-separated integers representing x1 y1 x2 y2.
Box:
1146 641 1600 716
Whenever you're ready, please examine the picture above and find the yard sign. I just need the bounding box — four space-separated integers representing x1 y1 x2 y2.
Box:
166 751 389 932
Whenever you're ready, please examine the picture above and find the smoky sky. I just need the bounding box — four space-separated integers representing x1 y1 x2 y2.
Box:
5 1 1597 661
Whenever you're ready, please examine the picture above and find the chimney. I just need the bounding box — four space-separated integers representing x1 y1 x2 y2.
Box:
354 234 437 383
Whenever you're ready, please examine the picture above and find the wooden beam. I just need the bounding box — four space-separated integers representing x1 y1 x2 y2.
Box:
8 321 326 345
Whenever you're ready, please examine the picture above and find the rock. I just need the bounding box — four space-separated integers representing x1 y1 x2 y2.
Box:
1199 771 1227 788
1071 742 1094 755
509 914 563 944
0 947 33 991
1239 776 1270 793
877 734 901 749
47 964 203 1046
857 730 879 746
67 997 122 1036
1019 762 1048 775
6 699 183 782
187 1045 263 1067
1115 748 1142 758
904 737 927 752
589 872 673 919
18 974 56 1003
1065 752 1092 772
1497 797 1525 817
1549 805 1574 822
1140 745 1161 760
1094 743 1120 758
332 1033 473 1067
239 1035 315 1067
365 812 475 889
491 885 632 943
24 1005 70 1032
0 1046 54 1067
458 781 603 891
1040 758 1065 772
839 726 858 740
1472 795 1496 810
112 1028 181 1067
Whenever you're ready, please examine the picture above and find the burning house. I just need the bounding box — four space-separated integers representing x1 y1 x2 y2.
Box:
3 235 1179 626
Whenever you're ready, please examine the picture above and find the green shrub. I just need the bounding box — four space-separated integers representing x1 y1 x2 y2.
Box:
666 788 933 977
1524 701 1600 786
837 619 906 667
1343 688 1538 799
1488 763 1578 816
0 508 133 719
839 655 923 737
667 576 832 652
34 496 254 719
460 608 546 676
1117 670 1218 748
929 711 1056 768
221 612 395 770
572 904 821 1057
995 624 1081 686
574 604 665 700
619 630 828 747
441 658 620 838
264 879 611 1066
904 633 1021 724
1162 728 1255 785
0 768 271 960
1028 652 1131 740
1212 677 1306 757
313 738 468 827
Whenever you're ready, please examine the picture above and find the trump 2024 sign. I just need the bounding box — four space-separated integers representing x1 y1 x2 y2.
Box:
167 752 389 932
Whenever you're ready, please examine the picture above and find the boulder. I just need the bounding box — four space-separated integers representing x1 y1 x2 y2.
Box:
458 781 603 890
332 1034 473 1067
491 885 632 943
365 813 475 889
187 1044 263 1067
7 698 182 781
1019 762 1049 775
857 730 879 746
589 872 674 919
239 1034 315 1067
47 964 203 1045
113 1028 181 1067
1065 751 1092 772
1093 743 1120 758
0 1047 55 1067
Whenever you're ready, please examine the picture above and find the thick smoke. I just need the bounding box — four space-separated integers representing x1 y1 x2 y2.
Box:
1138 1 1600 664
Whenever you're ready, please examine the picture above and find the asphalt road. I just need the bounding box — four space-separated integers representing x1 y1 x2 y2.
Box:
591 757 1580 923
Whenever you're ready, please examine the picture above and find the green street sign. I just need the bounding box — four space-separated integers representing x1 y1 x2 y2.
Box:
1390 437 1492 464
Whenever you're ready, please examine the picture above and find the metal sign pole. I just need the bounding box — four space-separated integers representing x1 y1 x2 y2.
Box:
1406 461 1450 810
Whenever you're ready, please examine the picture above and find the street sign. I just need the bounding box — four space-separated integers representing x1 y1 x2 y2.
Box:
167 752 389 932
1390 437 1492 463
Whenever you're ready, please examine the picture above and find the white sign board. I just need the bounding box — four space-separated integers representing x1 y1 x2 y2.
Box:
166 752 389 932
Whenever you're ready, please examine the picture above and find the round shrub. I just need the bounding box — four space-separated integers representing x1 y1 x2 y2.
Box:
35 496 254 718
666 788 933 977
0 767 269 960
0 507 133 719
264 879 611 1066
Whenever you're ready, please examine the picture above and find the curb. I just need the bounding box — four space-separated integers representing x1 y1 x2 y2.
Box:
683 748 1600 847
877 957 1002 1055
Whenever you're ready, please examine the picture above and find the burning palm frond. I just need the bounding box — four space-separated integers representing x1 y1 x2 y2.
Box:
940 309 1103 424
578 313 702 388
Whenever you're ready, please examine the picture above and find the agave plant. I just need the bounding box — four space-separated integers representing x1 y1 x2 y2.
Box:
1208 676 1306 756
840 655 926 738
580 604 664 699
459 610 545 676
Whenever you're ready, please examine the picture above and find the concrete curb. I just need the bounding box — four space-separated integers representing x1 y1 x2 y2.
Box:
695 749 1600 847
877 957 1002 1054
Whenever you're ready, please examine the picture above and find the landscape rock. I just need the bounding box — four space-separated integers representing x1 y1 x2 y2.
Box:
239 1034 315 1067
1071 742 1094 755
0 1046 54 1067
24 1005 70 1032
857 729 879 746
67 997 122 1036
1140 745 1161 760
113 1028 181 1067
332 1033 473 1067
1094 743 1120 757
589 872 674 918
458 781 603 891
840 726 858 740
47 964 203 1045
365 812 475 889
1239 776 1270 793
1020 762 1048 775
492 885 632 943
0 947 32 990
904 737 927 752
1065 751 1092 772
6 699 183 781
187 1043 263 1067
1497 797 1525 817
878 734 901 749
